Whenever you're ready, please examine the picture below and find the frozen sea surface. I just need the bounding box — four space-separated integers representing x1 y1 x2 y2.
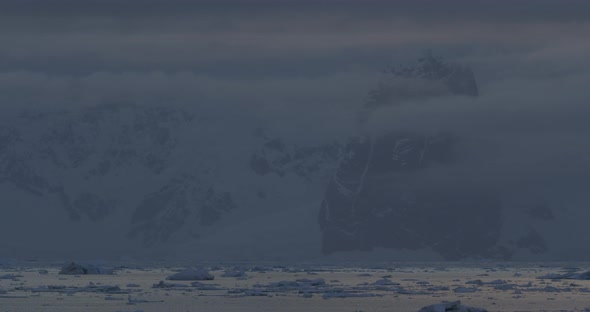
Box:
1 262 590 311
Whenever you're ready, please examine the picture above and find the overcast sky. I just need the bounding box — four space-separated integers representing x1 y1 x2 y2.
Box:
1 0 589 142
1 1 589 108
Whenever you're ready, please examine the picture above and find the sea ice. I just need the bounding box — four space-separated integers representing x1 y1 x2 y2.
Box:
418 300 488 312
453 287 479 293
190 281 223 290
59 262 114 275
152 281 189 288
0 273 21 280
127 295 163 304
372 278 400 286
537 271 590 280
22 283 128 295
166 268 214 281
321 291 380 299
221 269 248 278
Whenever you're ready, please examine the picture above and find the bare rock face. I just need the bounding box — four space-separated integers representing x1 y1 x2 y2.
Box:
318 134 508 260
366 52 478 111
319 54 514 260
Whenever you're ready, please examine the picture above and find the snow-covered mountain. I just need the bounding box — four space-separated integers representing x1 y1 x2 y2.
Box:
0 55 566 261
1 105 238 249
0 102 337 260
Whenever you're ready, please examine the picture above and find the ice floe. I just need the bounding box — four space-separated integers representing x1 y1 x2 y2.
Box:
59 262 114 275
166 268 214 281
537 271 590 280
221 269 248 279
418 300 488 312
